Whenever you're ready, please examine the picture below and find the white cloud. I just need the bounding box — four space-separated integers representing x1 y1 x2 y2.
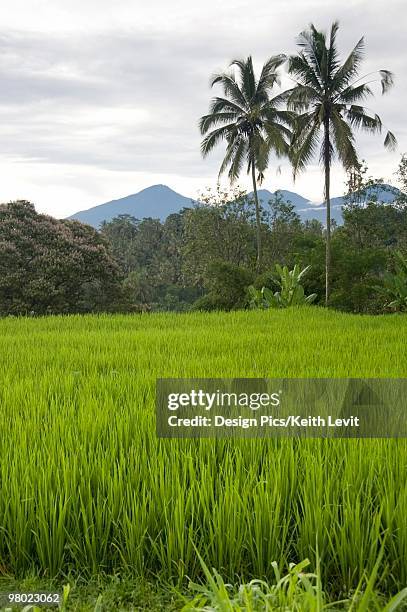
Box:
0 0 405 216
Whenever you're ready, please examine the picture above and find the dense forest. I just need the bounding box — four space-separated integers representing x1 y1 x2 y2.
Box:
0 159 406 317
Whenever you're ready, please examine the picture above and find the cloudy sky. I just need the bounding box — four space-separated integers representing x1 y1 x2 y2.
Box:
0 0 405 217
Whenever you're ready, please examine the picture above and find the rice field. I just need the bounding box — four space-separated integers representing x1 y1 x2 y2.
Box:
0 308 406 608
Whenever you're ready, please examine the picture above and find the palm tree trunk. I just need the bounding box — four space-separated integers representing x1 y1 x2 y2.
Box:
251 159 262 272
324 119 331 307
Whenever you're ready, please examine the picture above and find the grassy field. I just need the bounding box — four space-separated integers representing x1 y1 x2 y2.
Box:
0 308 406 610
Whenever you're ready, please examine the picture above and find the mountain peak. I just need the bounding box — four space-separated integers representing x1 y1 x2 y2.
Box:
67 182 401 228
144 184 171 191
67 184 194 227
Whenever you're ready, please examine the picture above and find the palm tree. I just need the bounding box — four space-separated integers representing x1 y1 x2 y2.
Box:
199 56 291 271
286 22 396 305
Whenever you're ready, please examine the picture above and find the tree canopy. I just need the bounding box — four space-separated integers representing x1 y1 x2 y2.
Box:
0 201 123 315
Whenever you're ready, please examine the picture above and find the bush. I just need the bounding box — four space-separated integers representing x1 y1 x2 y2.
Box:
193 261 254 311
248 264 317 309
375 250 407 312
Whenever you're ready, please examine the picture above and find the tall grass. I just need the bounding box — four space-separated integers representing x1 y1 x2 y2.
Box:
0 309 406 601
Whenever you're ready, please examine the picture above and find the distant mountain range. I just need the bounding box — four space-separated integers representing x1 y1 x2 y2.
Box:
67 185 193 227
67 183 401 228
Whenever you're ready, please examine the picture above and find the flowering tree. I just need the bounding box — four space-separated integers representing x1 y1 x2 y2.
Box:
0 200 123 315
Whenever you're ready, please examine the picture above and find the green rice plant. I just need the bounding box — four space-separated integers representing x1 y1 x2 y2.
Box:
0 308 405 604
182 549 407 611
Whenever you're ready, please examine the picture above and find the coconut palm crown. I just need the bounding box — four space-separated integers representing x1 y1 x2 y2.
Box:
285 21 396 304
199 55 292 270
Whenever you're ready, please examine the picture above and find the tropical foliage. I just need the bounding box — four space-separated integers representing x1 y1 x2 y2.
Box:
198 23 397 304
199 55 291 269
285 22 396 305
376 250 407 312
248 263 317 309
96 167 406 315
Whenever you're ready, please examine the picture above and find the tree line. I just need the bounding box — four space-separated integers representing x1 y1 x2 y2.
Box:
2 157 406 316
100 166 407 314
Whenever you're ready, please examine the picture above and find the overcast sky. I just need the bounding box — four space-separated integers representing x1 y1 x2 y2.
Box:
0 0 405 217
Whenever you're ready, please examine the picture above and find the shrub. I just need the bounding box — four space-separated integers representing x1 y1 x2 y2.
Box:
375 251 407 312
193 262 254 311
248 264 317 309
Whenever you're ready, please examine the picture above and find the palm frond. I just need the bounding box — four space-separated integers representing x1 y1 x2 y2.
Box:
330 110 359 170
217 135 241 177
288 54 322 91
256 54 286 98
208 96 246 116
210 73 247 109
290 113 321 176
268 90 291 108
346 106 382 133
262 108 295 131
297 24 325 82
286 84 320 111
332 37 365 89
384 130 397 151
230 57 257 104
327 21 340 75
264 122 290 158
267 53 287 69
200 123 238 157
199 112 240 134
379 70 395 94
226 138 248 182
337 82 373 104
292 110 322 137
